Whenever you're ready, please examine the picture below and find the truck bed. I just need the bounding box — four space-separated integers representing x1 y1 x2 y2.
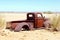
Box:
11 20 34 23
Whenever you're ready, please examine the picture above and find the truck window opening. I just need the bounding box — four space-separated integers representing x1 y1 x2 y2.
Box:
29 14 33 17
37 14 41 17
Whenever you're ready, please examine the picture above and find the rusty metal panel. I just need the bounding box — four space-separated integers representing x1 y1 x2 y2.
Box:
11 23 19 29
35 18 44 28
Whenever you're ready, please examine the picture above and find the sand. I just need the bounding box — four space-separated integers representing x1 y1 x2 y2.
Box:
0 29 60 40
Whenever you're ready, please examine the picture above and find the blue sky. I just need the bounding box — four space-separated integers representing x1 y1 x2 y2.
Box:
0 0 60 12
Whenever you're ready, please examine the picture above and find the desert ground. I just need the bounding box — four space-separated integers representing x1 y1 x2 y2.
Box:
0 12 60 40
0 29 60 40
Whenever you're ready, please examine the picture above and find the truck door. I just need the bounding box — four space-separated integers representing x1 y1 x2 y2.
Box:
35 13 44 28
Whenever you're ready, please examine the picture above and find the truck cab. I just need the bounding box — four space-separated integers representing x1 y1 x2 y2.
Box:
27 12 44 28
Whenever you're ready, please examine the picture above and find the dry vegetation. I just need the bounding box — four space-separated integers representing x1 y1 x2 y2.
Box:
51 14 60 31
0 15 5 30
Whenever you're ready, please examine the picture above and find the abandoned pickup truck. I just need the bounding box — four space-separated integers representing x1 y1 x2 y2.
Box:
6 12 51 32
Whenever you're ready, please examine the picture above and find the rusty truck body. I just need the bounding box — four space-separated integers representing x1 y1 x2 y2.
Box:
6 12 50 31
